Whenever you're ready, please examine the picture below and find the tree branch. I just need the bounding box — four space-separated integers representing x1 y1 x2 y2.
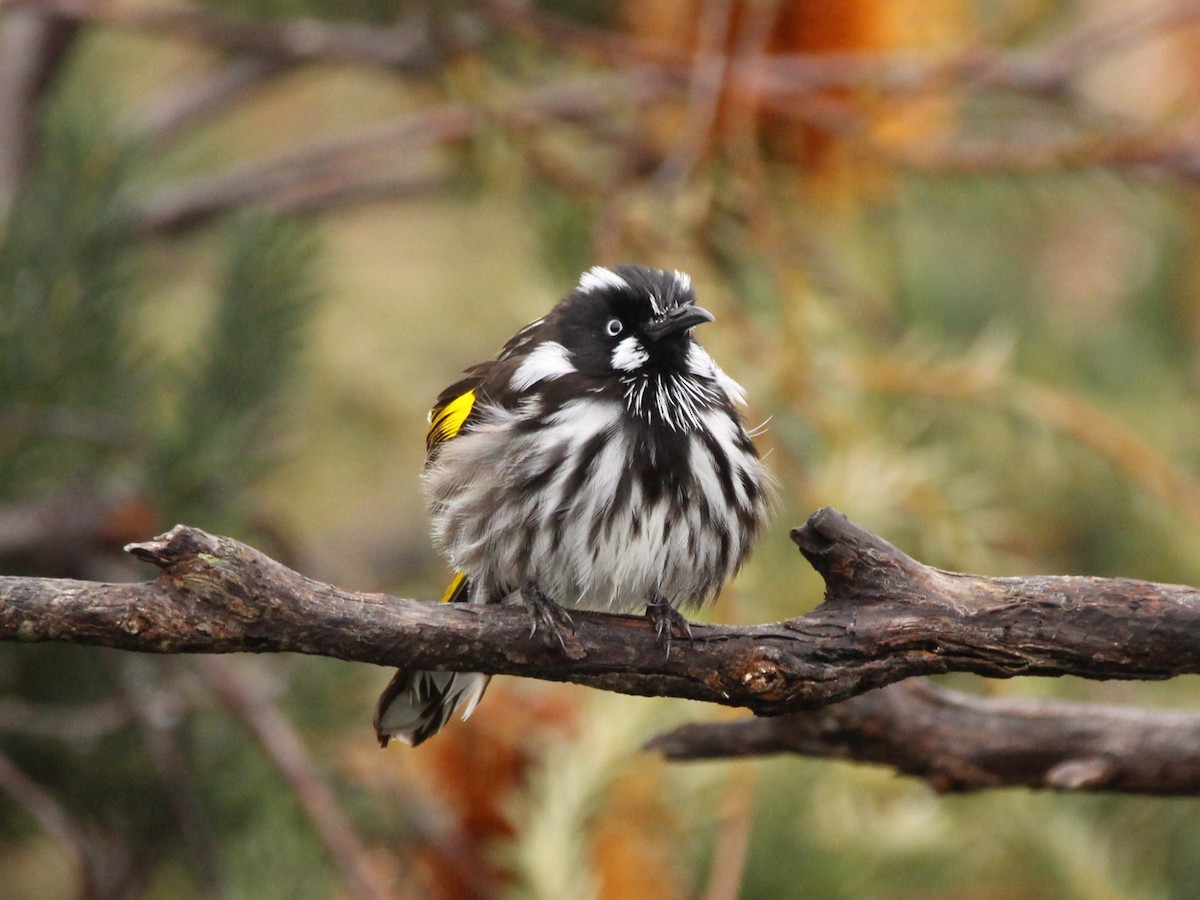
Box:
3 509 1200 718
0 492 156 578
112 658 222 894
135 56 287 147
131 71 674 234
7 508 1200 792
0 5 79 211
133 104 480 234
0 0 481 72
648 680 1200 795
194 657 391 900
0 747 132 899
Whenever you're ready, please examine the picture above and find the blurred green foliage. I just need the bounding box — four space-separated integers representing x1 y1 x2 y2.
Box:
149 215 320 524
0 82 326 899
0 95 138 495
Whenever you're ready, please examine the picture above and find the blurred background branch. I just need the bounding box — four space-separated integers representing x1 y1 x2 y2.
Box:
194 656 391 900
650 680 1200 795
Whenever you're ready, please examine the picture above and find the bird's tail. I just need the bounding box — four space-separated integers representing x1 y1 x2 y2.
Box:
373 574 491 748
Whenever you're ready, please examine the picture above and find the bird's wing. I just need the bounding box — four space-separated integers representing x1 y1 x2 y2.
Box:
497 316 545 360
424 317 549 464
425 374 484 461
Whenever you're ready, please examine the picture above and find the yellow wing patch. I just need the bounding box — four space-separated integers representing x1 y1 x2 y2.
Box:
440 571 468 604
426 389 476 456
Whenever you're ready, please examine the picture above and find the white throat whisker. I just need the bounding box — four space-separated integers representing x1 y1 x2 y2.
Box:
621 371 719 431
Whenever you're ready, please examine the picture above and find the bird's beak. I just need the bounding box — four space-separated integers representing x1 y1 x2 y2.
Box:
643 304 715 342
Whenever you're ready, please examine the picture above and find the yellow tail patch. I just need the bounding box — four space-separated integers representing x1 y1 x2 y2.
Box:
440 571 468 603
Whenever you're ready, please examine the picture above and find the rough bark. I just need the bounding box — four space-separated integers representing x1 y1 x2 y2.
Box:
3 508 1200 716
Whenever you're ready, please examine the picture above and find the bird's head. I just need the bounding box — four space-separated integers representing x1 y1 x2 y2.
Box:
549 265 714 378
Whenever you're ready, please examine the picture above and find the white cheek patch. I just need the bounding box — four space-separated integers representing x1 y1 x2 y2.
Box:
510 341 577 391
611 335 649 372
578 266 629 294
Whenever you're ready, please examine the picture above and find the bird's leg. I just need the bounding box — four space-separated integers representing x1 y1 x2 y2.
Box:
645 595 693 659
518 581 574 650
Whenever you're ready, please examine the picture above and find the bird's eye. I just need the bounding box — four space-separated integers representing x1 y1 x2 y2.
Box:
604 318 624 337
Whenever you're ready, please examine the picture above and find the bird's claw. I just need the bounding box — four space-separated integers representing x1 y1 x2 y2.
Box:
645 596 693 659
520 582 574 651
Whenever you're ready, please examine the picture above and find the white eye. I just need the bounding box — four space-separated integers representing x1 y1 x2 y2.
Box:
604 318 623 336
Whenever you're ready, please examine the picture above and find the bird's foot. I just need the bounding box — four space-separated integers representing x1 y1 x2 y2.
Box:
645 596 693 659
519 581 574 650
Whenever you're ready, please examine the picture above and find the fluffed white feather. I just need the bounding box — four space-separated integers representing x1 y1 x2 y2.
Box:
510 341 577 391
578 266 629 294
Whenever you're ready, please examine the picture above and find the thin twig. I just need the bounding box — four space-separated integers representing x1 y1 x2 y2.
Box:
853 355 1200 532
136 55 287 147
0 698 127 740
195 656 393 900
0 6 79 211
134 105 480 234
0 747 128 899
135 71 677 234
652 0 735 193
701 761 756 900
114 658 223 893
0 492 157 579
0 0 478 71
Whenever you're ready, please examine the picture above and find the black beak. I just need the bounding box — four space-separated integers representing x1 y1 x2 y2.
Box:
643 304 715 342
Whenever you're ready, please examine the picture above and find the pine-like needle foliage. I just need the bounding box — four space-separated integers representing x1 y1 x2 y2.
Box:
0 96 138 495
150 216 320 523
0 90 326 895
0 96 321 528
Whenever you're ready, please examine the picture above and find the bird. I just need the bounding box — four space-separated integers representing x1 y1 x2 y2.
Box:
374 264 772 747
